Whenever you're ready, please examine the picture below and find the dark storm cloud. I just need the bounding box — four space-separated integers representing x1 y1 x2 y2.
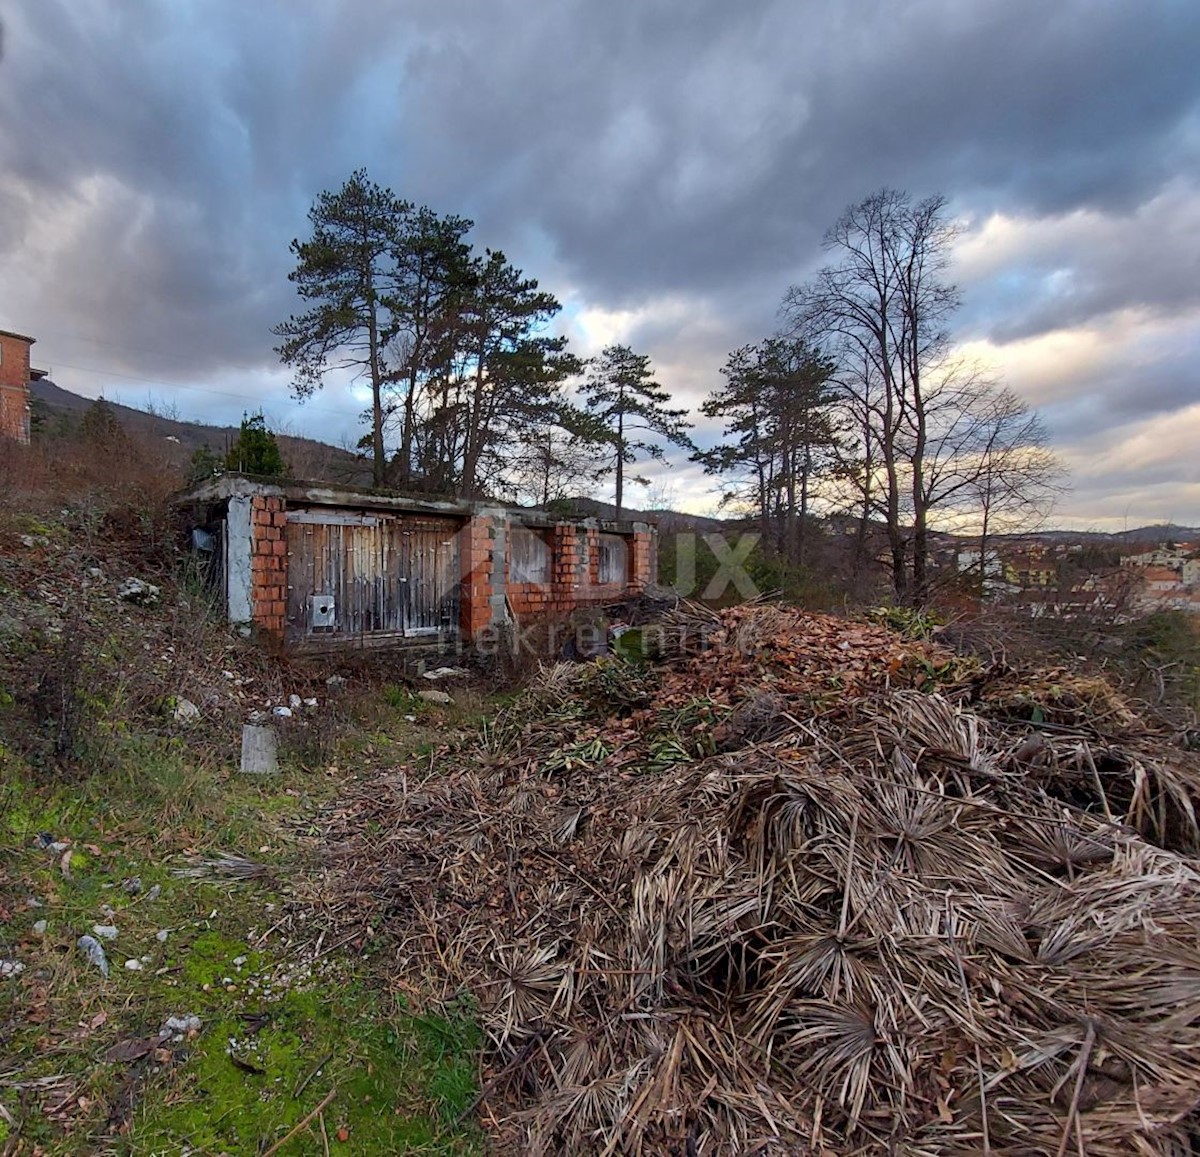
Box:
390 0 1200 302
953 183 1200 345
0 1 426 375
6 0 1197 353
1 0 1198 522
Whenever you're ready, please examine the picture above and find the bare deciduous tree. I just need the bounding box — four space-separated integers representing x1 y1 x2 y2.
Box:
786 188 1064 604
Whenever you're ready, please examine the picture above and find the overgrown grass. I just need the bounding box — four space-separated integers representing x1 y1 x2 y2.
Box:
0 702 485 1155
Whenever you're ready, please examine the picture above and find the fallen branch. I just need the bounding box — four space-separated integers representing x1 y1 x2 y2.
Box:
262 1087 337 1157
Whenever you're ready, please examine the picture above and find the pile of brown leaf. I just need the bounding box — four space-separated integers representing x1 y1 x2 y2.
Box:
328 604 1200 1155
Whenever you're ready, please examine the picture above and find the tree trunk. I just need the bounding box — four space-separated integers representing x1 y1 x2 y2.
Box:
799 441 811 569
850 396 873 590
881 380 906 601
783 411 798 566
364 265 386 488
400 365 417 485
976 498 992 603
614 401 625 521
908 314 929 606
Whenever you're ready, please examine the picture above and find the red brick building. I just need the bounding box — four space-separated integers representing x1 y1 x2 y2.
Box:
0 328 46 444
179 474 656 651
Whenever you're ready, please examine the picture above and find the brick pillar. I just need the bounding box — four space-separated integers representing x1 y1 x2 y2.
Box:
631 528 654 591
460 515 495 638
584 527 601 591
551 523 583 611
250 496 288 637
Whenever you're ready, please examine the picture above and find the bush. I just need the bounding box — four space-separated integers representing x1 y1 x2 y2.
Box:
225 412 286 477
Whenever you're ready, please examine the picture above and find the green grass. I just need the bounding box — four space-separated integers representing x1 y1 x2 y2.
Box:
0 708 484 1156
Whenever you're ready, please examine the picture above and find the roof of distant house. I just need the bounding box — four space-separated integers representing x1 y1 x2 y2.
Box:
1142 566 1180 583
0 328 36 345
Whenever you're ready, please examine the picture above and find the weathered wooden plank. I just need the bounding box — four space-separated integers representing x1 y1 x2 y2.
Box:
283 507 462 644
287 510 381 527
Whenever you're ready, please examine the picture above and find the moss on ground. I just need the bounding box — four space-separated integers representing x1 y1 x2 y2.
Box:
0 701 484 1156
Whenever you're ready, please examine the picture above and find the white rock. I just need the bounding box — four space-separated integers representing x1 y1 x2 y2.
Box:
272 705 292 718
288 694 302 709
0 960 25 978
117 577 161 606
32 919 47 935
417 689 454 705
162 1014 201 1035
173 698 201 722
156 929 170 942
124 959 144 971
78 935 109 977
421 666 469 681
303 697 318 709
92 924 118 940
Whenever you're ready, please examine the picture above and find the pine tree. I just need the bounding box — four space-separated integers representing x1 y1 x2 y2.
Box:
582 344 692 520
274 169 409 486
225 412 286 477
697 337 840 567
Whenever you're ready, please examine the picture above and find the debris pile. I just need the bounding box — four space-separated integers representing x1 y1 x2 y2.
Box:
331 604 1200 1154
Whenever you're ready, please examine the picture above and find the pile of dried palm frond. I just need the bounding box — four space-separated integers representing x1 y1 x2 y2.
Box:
328 605 1200 1154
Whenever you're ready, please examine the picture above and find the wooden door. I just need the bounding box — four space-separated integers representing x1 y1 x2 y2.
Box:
285 509 461 646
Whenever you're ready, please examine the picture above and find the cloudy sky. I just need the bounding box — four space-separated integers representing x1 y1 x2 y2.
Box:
1 0 1197 528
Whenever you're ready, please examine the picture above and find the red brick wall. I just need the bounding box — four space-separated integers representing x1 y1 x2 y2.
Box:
553 523 586 605
233 496 657 644
0 333 32 444
506 523 588 620
632 530 654 586
503 522 654 628
460 516 494 637
249 496 288 636
582 527 634 602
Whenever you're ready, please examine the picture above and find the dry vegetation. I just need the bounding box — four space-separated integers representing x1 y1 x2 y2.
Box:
5 420 1200 1154
328 604 1200 1155
0 429 488 1154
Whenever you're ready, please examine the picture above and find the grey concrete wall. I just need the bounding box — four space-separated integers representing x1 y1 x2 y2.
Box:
226 494 253 623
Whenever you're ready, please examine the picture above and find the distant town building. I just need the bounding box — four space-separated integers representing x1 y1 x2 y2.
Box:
1004 552 1056 589
1142 565 1181 593
1113 541 1200 613
0 328 47 444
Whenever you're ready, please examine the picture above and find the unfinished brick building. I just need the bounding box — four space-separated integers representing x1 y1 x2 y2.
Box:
179 474 656 651
0 328 46 444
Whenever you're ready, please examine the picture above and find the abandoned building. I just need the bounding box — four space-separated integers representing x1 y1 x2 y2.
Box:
177 474 656 650
0 328 47 445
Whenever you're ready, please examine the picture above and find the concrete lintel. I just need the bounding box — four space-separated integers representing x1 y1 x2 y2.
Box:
174 473 651 534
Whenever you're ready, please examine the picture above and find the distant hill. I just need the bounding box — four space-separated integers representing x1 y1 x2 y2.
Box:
30 379 372 486
1002 525 1200 547
28 382 1200 542
551 495 735 531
